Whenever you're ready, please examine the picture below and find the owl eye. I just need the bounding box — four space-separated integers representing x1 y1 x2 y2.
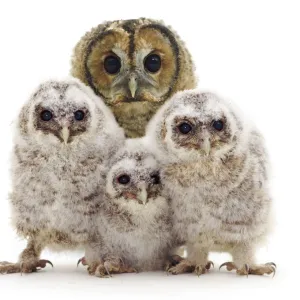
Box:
212 120 224 131
177 122 192 134
104 55 121 74
151 173 161 185
40 110 53 121
117 174 130 185
74 110 85 121
144 54 161 73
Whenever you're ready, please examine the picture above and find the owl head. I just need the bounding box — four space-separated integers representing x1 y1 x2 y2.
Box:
17 78 124 148
71 18 196 106
146 90 247 164
106 138 162 207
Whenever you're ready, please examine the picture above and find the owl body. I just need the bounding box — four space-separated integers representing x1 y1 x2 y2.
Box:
162 130 271 249
145 91 273 273
72 18 196 137
85 139 172 273
10 78 125 251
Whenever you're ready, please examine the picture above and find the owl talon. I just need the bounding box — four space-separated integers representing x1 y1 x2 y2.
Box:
205 261 214 270
166 259 195 275
37 259 53 268
77 257 87 267
0 259 53 274
194 261 214 276
220 261 276 277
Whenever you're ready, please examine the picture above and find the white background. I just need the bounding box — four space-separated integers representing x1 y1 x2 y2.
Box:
0 0 298 298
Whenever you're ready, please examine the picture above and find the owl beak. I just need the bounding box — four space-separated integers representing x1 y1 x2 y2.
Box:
60 127 70 144
137 183 148 205
202 137 211 156
128 76 138 98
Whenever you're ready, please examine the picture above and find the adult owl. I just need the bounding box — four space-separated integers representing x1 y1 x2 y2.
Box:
71 18 196 137
145 90 275 276
0 78 125 274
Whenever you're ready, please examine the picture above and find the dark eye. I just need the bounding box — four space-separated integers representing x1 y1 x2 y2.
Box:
74 110 85 121
104 55 121 74
151 173 161 185
40 110 53 121
144 54 161 73
117 174 130 185
212 120 224 131
177 122 192 134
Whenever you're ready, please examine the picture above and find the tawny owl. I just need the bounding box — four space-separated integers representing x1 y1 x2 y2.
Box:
145 90 275 276
0 78 125 274
71 18 196 138
83 138 173 277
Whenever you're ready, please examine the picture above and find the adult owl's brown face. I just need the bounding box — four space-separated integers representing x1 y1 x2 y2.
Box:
72 19 196 106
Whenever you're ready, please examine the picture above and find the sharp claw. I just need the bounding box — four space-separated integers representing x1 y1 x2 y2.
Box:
39 260 53 268
266 262 277 268
104 262 112 278
271 266 276 278
206 261 214 269
77 258 82 267
219 262 228 271
245 264 249 277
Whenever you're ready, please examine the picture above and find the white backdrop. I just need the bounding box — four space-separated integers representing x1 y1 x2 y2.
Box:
0 0 298 298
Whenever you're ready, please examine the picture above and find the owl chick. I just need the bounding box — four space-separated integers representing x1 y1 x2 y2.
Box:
0 78 125 274
71 18 196 138
145 90 275 276
84 138 173 277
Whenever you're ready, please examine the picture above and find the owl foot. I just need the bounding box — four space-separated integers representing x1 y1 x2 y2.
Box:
194 261 214 276
219 262 276 277
165 254 184 271
88 257 137 278
0 259 53 274
167 258 214 275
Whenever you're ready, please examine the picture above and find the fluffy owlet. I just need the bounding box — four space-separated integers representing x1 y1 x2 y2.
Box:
145 90 275 276
83 138 173 277
71 18 196 138
0 78 125 274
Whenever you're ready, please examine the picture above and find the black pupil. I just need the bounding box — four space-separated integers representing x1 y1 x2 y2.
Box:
151 174 160 185
144 54 161 73
74 110 85 121
40 110 52 121
118 175 130 185
213 120 224 131
104 56 121 74
178 122 192 134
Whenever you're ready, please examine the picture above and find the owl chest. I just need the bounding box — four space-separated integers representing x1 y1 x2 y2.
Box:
170 183 263 244
13 154 103 241
101 212 171 266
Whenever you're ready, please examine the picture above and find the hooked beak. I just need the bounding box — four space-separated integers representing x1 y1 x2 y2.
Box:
136 184 148 205
128 76 138 98
60 127 70 144
200 136 211 156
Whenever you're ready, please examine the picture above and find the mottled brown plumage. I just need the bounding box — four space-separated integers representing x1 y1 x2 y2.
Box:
71 18 196 137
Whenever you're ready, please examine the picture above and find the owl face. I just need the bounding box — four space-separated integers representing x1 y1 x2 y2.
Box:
148 91 241 163
73 19 195 106
20 79 108 146
106 143 161 206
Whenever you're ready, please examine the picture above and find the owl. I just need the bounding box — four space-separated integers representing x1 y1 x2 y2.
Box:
0 78 125 274
145 90 276 276
83 138 173 277
71 18 196 138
